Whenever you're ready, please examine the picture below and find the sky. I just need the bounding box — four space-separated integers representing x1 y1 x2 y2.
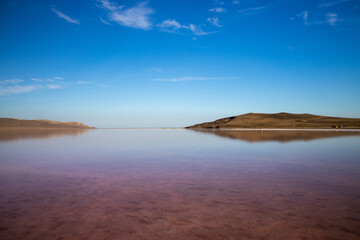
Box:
0 0 360 128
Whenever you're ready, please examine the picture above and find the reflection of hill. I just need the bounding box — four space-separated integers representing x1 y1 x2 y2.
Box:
0 128 89 141
191 130 360 143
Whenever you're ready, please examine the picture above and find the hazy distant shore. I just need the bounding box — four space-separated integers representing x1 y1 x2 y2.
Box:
0 118 95 129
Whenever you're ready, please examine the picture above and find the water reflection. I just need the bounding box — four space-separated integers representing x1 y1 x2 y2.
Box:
192 129 360 142
0 129 359 239
0 128 89 141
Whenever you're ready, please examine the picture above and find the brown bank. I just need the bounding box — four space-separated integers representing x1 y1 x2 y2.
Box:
187 112 360 129
0 118 95 129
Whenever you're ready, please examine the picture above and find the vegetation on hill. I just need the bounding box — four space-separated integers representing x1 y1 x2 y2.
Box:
186 113 360 129
0 118 95 129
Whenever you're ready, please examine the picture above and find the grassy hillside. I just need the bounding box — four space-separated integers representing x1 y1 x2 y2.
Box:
0 118 95 129
187 113 360 129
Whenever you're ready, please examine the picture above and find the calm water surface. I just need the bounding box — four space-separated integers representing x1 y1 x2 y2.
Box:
1 129 360 240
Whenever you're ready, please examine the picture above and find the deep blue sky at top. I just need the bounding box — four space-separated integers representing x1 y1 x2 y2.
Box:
0 0 360 127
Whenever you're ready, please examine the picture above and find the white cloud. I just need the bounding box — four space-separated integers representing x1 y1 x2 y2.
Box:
0 85 40 96
0 79 24 84
153 76 240 82
98 0 124 11
0 76 94 96
297 11 342 26
318 0 352 8
297 11 309 25
100 1 154 30
232 0 240 5
326 12 338 25
51 8 79 25
99 17 111 25
207 17 222 27
238 6 271 15
209 7 226 13
157 19 214 36
189 24 215 36
157 19 182 33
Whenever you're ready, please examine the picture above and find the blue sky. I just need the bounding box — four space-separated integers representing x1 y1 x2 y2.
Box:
1 0 360 127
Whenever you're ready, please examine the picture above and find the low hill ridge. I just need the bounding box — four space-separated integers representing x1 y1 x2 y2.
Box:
0 118 95 129
186 113 360 129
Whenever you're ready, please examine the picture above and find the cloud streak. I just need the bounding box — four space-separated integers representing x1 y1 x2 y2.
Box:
98 0 124 11
0 76 97 96
318 0 353 8
188 24 215 36
238 6 271 15
99 17 111 25
153 76 240 82
99 1 154 30
207 17 222 27
52 8 79 24
297 11 342 26
157 19 182 33
209 7 226 13
0 79 24 84
157 19 215 36
0 85 40 96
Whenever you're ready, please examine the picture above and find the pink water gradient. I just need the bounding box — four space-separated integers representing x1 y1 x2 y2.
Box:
0 129 360 239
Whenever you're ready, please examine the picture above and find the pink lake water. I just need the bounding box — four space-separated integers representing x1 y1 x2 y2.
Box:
0 129 360 240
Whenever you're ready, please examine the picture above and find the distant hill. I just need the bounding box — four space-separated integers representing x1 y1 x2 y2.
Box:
0 118 95 129
186 113 360 129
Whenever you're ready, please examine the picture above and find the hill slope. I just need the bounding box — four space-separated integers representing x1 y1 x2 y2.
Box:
186 113 360 129
0 118 95 129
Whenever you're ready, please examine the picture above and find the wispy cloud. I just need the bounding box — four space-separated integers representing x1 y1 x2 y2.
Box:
157 19 182 33
99 1 154 30
297 11 310 25
99 17 111 25
326 12 339 25
207 17 222 27
153 76 240 82
238 6 271 15
0 85 40 96
0 79 24 84
297 11 342 26
157 19 214 36
232 0 240 5
0 76 96 96
51 7 79 24
209 7 227 13
318 0 353 8
98 0 124 11
188 24 215 36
